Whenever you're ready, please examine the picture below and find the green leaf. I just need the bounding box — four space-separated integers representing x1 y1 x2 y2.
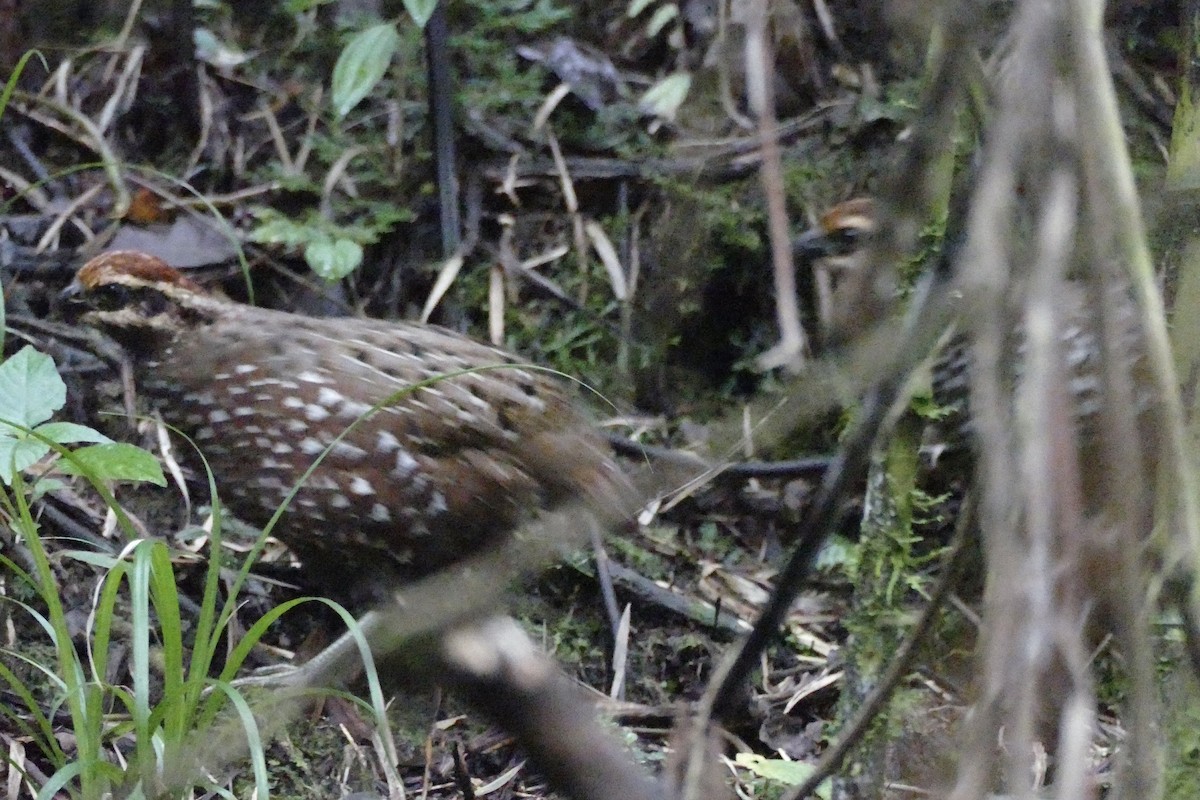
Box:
627 0 656 17
34 422 113 445
248 212 318 248
645 3 678 37
1 50 47 126
331 23 401 118
403 0 439 28
735 753 830 797
284 0 332 12
58 443 167 486
29 476 67 501
638 72 691 122
0 346 65 428
305 237 363 281
0 437 48 484
192 27 250 68
58 550 121 569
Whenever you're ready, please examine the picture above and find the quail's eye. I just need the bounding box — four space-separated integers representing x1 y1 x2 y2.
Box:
95 284 132 311
829 226 863 255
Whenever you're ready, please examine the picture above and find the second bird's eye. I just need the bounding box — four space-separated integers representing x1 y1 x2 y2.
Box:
829 226 862 255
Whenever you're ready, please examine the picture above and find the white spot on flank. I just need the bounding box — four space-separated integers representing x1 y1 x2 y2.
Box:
243 425 262 435
300 437 325 455
286 419 308 433
317 387 345 406
235 364 258 374
234 407 255 417
226 386 248 396
370 503 391 522
393 450 418 477
338 399 373 419
282 397 305 409
349 476 374 495
427 492 448 515
376 431 400 452
305 404 330 422
329 441 368 461
185 391 216 406
257 475 286 491
297 370 331 385
330 494 351 509
273 442 293 455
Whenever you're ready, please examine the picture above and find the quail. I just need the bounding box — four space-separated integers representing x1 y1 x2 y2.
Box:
792 198 1155 451
63 251 635 598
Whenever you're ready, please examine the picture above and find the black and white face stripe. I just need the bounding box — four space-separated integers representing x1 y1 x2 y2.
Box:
793 199 877 263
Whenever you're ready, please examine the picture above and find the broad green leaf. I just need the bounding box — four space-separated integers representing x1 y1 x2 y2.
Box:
58 550 122 569
34 422 113 445
403 0 439 28
331 23 401 118
0 437 48 484
735 753 831 798
192 27 250 68
305 237 363 281
58 443 167 486
248 213 315 248
0 346 65 428
285 0 332 11
29 476 67 501
627 0 656 17
639 72 691 122
645 3 678 37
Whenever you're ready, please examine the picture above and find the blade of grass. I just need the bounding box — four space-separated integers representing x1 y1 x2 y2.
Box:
128 540 156 784
0 659 63 763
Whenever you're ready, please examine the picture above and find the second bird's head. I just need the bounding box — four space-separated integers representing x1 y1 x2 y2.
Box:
793 198 877 274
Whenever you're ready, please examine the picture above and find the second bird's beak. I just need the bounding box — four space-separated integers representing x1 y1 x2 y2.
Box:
792 226 834 262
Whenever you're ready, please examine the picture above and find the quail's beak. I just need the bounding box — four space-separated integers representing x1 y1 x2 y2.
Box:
60 279 83 302
59 278 88 322
792 226 833 262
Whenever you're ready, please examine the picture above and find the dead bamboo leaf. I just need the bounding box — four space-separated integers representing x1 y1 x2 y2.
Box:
532 82 573 132
585 219 628 301
489 262 505 345
420 251 464 323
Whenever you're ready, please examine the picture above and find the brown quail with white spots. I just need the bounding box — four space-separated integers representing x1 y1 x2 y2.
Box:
795 199 1155 451
64 252 633 595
